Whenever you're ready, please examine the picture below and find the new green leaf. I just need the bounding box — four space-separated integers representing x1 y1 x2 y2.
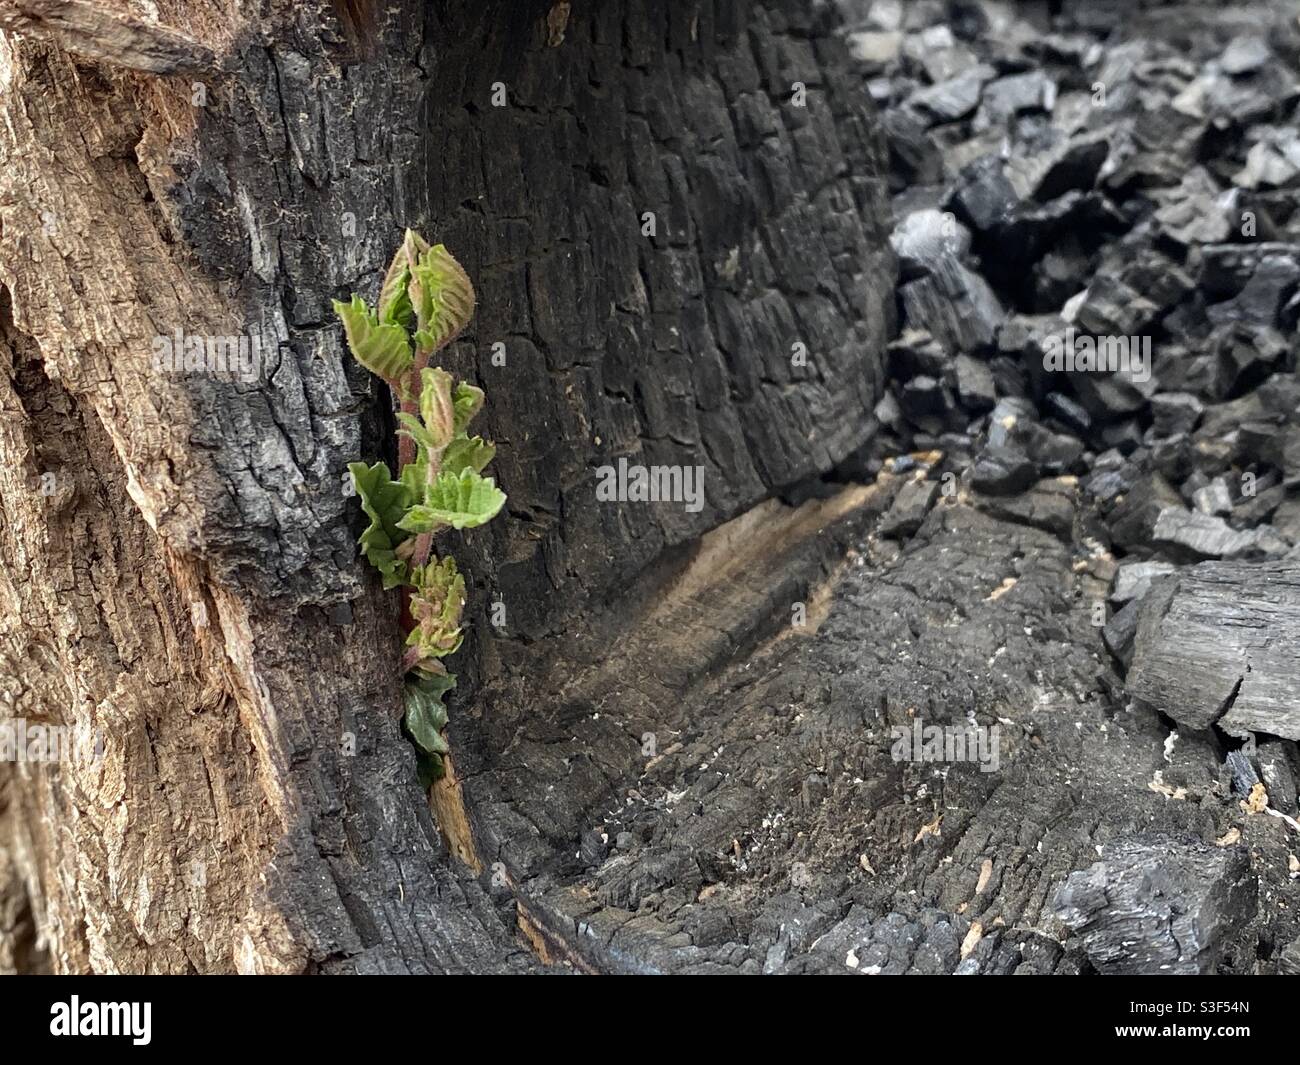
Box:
441 435 496 476
418 367 457 454
453 382 485 433
409 244 476 353
378 263 414 330
349 461 413 589
403 671 453 756
333 295 413 381
398 468 507 533
402 670 455 785
406 556 466 661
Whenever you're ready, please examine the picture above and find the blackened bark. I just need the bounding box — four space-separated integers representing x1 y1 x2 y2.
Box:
421 0 894 638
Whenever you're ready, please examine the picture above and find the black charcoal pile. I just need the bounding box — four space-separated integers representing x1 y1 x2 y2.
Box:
819 0 1300 971
840 0 1300 730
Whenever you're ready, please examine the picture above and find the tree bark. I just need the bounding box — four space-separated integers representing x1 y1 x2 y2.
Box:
0 0 894 973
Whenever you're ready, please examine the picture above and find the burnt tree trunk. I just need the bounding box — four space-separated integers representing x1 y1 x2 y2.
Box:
0 0 894 973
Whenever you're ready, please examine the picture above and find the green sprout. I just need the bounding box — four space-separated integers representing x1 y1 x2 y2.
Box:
334 232 505 785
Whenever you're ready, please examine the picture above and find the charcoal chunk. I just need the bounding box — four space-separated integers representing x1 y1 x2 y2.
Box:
1106 472 1183 549
1073 274 1160 337
888 329 949 378
970 445 1037 495
879 477 939 539
884 106 943 186
1001 190 1120 268
899 257 1004 353
980 70 1056 124
874 389 905 432
1098 419 1144 454
1033 428 1085 474
909 66 993 124
1236 131 1300 190
1201 243 1297 298
1026 135 1109 202
845 30 904 68
1219 35 1272 76
985 397 1037 449
987 355 1029 399
1192 478 1233 516
1225 750 1260 797
1235 483 1286 527
1150 392 1203 437
1053 834 1256 975
1128 561 1300 739
1257 740 1298 816
1171 64 1293 125
1151 435 1193 483
1207 251 1300 329
1151 506 1281 560
1035 244 1091 308
898 374 949 419
1111 561 1177 604
1102 598 1140 670
580 828 610 866
953 354 996 412
1272 494 1300 540
948 155 1019 235
1086 469 1129 505
1037 394 1084 434
1153 169 1236 246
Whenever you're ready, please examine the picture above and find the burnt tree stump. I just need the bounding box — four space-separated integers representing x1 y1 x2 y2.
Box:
0 0 893 973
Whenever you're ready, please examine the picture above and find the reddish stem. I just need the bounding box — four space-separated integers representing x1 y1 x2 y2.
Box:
410 531 434 567
393 372 420 639
392 351 439 647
